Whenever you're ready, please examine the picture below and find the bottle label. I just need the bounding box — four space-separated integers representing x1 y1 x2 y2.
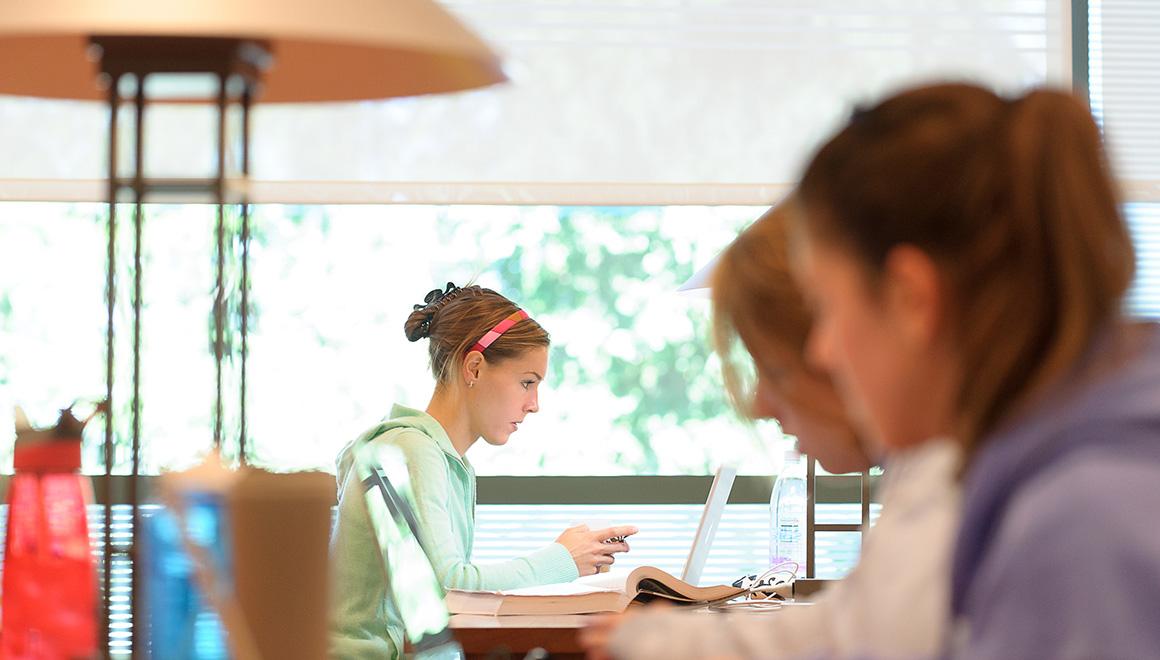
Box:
777 524 801 544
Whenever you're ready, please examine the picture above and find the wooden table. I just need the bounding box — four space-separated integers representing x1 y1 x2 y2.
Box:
449 613 592 659
445 596 814 658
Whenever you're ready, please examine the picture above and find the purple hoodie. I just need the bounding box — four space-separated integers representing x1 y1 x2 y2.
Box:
950 323 1160 659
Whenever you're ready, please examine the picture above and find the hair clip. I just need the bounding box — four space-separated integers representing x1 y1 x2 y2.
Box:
414 281 461 311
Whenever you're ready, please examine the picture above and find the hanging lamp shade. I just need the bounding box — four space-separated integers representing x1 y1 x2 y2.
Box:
0 0 506 102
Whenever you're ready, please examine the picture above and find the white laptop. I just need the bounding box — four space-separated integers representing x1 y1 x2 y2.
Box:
443 464 740 615
681 465 737 585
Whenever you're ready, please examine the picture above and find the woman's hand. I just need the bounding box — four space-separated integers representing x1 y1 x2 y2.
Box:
555 524 638 576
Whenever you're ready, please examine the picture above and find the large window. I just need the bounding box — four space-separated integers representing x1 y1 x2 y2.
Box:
0 203 804 476
6 199 1158 477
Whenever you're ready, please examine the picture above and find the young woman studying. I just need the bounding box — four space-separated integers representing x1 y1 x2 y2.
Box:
329 282 636 658
581 200 962 659
793 82 1160 657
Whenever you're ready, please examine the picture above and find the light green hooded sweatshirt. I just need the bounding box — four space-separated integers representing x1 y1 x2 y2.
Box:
328 404 578 658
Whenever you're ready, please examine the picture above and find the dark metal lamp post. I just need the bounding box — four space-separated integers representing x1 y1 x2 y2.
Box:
0 1 506 654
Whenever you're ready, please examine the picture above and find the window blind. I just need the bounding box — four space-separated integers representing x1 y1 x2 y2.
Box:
1089 0 1160 317
0 0 1067 205
1124 204 1160 318
1089 0 1160 201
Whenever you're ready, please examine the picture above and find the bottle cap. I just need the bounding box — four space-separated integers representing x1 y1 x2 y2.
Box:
13 401 105 472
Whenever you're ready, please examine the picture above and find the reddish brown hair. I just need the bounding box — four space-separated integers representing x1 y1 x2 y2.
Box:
797 83 1134 462
712 200 817 415
404 283 549 386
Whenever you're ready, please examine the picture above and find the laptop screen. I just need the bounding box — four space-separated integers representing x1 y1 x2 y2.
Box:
681 465 737 585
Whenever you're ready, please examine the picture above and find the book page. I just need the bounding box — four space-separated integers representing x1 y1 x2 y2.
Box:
575 569 633 591
501 581 619 597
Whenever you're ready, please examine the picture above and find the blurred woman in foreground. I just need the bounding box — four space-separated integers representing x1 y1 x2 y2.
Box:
581 199 961 658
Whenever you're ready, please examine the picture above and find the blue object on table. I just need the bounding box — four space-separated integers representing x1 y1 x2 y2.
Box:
142 493 231 659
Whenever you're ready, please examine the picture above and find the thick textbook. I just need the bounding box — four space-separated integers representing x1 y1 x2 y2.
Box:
444 566 745 616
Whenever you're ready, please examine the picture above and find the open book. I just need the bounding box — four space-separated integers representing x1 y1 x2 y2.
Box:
444 566 746 616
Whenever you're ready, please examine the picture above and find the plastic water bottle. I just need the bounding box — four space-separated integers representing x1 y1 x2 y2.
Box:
2 405 101 659
769 450 807 571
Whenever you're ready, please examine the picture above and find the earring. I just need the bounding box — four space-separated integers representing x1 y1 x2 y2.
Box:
468 381 474 389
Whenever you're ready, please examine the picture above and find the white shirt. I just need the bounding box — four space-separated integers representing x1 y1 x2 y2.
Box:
609 439 960 659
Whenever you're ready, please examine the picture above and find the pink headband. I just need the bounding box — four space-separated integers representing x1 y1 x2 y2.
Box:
470 310 529 354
